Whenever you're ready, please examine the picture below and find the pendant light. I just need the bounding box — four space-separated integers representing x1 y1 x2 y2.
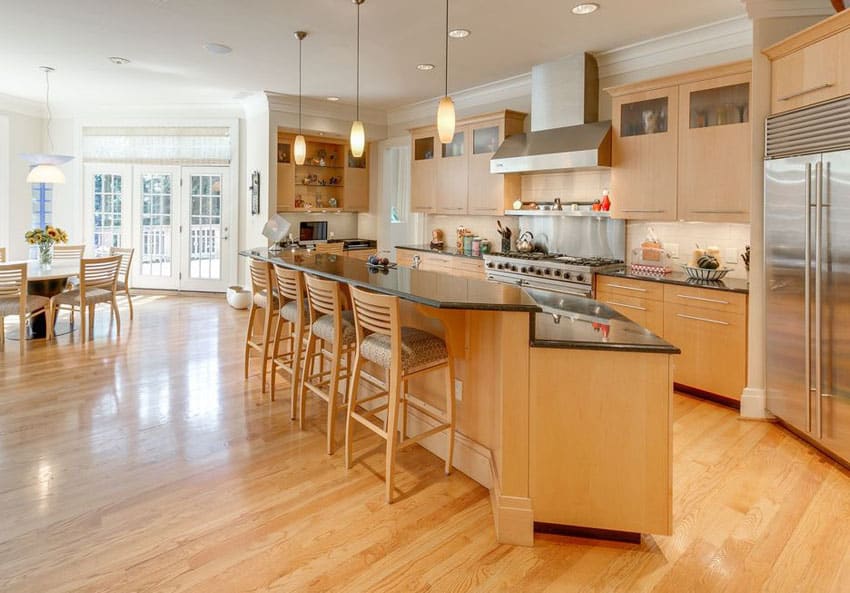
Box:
293 31 308 166
349 0 366 158
437 0 456 144
21 67 73 184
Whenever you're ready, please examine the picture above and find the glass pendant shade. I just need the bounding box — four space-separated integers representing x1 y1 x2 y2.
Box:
294 134 307 165
437 96 456 144
350 120 365 158
26 164 66 184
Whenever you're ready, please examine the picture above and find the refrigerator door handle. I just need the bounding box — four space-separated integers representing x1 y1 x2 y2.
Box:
804 162 813 433
815 160 824 440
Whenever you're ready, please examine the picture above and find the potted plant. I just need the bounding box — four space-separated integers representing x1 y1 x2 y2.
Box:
25 225 69 267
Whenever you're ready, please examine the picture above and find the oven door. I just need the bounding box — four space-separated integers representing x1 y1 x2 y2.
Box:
520 277 592 298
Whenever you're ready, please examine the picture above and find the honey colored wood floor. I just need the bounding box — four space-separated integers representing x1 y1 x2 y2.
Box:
1 295 850 593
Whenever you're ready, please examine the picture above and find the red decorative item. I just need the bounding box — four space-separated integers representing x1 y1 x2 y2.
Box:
831 0 845 12
601 191 611 212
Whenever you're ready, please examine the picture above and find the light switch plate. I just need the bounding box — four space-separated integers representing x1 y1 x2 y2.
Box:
666 243 679 258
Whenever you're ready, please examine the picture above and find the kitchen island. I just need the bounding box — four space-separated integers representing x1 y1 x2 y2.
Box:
242 248 679 545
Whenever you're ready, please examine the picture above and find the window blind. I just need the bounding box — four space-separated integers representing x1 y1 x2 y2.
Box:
82 126 231 165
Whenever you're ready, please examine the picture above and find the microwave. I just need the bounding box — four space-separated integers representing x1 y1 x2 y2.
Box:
299 221 328 245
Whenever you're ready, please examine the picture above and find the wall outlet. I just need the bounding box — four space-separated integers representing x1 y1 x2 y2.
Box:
725 248 738 263
666 243 680 259
455 379 463 402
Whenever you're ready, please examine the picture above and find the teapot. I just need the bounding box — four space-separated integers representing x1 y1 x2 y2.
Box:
516 231 535 253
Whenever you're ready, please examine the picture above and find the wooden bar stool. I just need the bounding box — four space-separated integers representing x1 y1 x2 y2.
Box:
244 259 277 393
344 285 456 503
269 265 308 419
299 275 356 455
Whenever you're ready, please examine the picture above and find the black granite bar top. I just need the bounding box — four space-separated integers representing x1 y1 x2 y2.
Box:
242 248 537 311
395 244 485 260
526 289 680 354
598 270 749 294
241 248 679 354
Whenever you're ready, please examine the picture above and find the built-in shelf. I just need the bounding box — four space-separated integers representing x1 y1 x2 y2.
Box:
504 209 612 217
295 183 344 188
296 164 345 170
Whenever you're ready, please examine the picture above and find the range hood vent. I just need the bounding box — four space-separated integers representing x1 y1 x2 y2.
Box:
491 53 611 174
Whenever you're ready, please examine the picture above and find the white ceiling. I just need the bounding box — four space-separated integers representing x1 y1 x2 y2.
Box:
0 0 746 113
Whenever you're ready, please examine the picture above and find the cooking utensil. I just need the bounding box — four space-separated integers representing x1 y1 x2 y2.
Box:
516 231 535 253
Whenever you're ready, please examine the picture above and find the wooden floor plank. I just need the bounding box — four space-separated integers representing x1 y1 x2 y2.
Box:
1 295 849 593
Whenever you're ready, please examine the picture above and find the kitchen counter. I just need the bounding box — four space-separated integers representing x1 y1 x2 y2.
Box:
599 269 749 294
396 244 484 260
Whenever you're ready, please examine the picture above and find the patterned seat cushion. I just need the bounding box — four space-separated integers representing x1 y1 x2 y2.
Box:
0 295 50 316
311 310 356 345
360 327 447 371
116 280 127 290
253 290 279 309
53 288 114 306
280 299 308 324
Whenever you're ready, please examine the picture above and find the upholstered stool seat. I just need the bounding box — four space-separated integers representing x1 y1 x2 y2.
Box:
53 287 114 306
270 266 308 418
280 298 308 324
311 310 356 345
360 327 448 372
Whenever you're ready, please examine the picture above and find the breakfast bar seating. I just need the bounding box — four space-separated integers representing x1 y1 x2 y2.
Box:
244 260 277 393
269 265 308 419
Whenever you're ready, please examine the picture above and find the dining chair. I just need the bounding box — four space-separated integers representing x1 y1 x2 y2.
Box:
0 247 6 263
49 255 122 343
0 263 51 353
53 244 85 263
109 247 135 320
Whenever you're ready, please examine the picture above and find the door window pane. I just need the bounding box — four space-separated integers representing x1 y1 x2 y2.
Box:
140 173 173 277
189 174 222 280
92 174 122 248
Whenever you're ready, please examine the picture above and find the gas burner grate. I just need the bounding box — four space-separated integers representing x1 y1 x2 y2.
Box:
496 251 562 260
555 256 625 267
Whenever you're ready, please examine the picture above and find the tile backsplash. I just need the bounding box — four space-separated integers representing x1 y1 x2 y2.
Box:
627 221 751 279
425 214 519 251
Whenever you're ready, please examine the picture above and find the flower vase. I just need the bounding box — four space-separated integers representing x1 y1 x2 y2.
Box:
38 242 54 268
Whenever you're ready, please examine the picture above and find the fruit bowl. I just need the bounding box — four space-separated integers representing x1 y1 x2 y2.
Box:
681 264 731 281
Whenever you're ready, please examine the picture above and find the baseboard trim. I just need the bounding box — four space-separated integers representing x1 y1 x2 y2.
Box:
675 383 741 410
740 386 774 420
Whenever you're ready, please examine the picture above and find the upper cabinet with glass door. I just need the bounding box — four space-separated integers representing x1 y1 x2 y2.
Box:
411 130 437 213
467 112 525 215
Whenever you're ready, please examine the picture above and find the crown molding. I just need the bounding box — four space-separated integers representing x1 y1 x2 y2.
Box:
266 92 386 126
596 16 753 80
740 0 834 19
0 92 46 118
386 72 531 129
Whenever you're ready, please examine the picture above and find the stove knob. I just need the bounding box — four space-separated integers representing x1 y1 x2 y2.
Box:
554 270 562 277
486 262 495 268
527 265 535 273
576 274 584 282
536 269 543 275
563 272 571 280
511 265 518 272
544 268 552 276
520 267 528 273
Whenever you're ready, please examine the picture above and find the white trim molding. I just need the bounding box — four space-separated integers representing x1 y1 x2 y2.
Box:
0 92 45 118
596 16 754 80
741 0 835 19
266 92 386 127
740 386 775 419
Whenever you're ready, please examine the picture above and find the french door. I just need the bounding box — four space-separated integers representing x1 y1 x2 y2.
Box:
85 164 232 292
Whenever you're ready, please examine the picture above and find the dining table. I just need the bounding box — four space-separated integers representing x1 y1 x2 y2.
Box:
10 261 81 339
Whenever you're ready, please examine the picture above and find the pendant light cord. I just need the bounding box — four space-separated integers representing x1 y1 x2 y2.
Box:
356 1 360 121
444 0 449 98
44 69 54 153
298 36 302 134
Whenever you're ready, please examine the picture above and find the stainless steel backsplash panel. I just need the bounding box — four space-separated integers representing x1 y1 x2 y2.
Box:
517 216 625 259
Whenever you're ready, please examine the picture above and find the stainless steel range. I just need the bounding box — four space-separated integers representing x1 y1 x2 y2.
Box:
484 252 625 297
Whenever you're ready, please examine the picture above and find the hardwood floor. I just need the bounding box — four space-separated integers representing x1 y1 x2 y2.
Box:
1 295 849 593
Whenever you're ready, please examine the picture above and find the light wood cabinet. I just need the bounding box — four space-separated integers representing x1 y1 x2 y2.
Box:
765 11 850 114
314 242 345 255
677 72 751 223
395 248 484 280
595 276 664 337
410 111 526 216
344 248 377 261
275 132 369 213
411 130 437 213
607 61 752 224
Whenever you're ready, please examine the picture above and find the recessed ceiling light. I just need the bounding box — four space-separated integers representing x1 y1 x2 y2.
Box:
571 3 599 15
326 96 340 102
448 29 470 39
204 42 232 55
417 63 435 71
108 56 131 65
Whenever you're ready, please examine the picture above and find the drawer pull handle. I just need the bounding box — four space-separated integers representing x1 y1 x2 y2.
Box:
621 209 665 213
677 313 729 326
606 283 647 292
675 293 729 305
606 300 646 311
778 82 834 102
689 209 747 214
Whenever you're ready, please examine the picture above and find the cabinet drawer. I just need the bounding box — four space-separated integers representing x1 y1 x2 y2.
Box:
396 249 416 267
664 304 746 399
596 277 664 302
663 285 746 314
596 290 665 337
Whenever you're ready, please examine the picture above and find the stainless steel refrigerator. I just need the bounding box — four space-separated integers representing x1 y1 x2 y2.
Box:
765 96 850 463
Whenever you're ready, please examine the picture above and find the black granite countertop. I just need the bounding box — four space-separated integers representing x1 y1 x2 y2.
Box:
598 270 749 294
526 289 680 354
241 249 679 354
395 244 484 260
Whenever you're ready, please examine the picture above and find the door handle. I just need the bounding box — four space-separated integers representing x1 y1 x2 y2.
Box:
777 82 834 102
804 162 813 433
815 160 824 439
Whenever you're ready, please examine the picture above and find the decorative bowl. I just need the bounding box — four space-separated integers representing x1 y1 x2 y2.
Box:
226 285 252 309
681 265 731 281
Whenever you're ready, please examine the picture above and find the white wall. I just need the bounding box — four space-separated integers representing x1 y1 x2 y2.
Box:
3 110 44 261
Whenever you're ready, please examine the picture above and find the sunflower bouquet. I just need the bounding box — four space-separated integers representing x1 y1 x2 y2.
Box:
25 225 69 266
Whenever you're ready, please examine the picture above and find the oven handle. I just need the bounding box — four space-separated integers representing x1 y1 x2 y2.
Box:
520 279 591 297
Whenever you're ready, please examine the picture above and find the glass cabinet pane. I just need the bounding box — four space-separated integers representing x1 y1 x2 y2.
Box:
620 97 669 138
414 137 434 161
441 131 465 158
473 126 500 154
277 142 291 164
689 83 749 128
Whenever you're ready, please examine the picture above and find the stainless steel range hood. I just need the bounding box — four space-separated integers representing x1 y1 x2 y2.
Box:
491 53 611 174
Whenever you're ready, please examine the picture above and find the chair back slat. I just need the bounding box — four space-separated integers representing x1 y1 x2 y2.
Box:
0 247 6 263
249 260 270 294
304 274 343 320
272 265 302 304
80 256 121 294
110 247 134 283
0 263 25 298
349 286 399 342
53 244 85 262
